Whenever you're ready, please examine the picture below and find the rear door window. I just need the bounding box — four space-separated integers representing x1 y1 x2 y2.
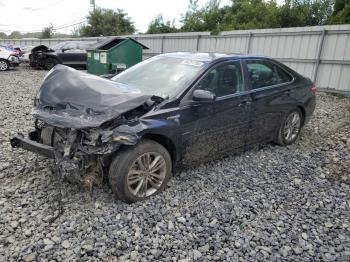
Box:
246 60 293 89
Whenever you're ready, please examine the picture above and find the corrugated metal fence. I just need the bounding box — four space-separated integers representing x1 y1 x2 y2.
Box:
1 25 350 92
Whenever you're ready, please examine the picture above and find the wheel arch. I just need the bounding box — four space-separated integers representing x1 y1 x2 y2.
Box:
296 105 306 126
141 133 177 166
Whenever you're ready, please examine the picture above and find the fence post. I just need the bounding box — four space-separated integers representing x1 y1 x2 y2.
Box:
247 32 253 54
161 36 165 54
313 29 326 83
196 35 201 51
214 36 218 51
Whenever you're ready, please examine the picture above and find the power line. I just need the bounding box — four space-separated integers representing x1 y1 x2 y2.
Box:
54 20 87 30
21 0 65 12
0 9 87 31
1 16 88 34
51 8 90 26
0 2 91 34
53 18 88 29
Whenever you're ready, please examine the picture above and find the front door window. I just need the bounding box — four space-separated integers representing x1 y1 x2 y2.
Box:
196 61 244 97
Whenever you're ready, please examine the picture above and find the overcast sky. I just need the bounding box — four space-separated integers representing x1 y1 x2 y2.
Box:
0 0 284 35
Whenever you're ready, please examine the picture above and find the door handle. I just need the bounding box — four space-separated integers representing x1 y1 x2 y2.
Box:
238 101 251 108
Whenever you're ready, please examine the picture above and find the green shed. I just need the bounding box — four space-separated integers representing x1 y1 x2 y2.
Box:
86 37 148 76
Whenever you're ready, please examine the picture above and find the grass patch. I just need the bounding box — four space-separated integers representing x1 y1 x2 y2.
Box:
326 92 348 99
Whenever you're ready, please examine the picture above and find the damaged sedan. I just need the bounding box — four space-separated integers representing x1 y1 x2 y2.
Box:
11 53 316 203
29 41 97 70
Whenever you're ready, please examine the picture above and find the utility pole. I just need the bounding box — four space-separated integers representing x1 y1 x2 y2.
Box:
90 0 95 10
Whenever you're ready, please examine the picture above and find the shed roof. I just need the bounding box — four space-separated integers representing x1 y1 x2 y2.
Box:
87 37 149 50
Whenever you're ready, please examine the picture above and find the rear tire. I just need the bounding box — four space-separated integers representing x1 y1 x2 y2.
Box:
276 108 303 146
109 139 172 203
0 59 9 71
44 58 59 70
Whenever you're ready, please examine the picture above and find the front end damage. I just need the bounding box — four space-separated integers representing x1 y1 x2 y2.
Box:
11 123 141 188
11 65 162 188
29 45 54 68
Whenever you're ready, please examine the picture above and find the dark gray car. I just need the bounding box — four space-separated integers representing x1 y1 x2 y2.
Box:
29 41 96 70
11 53 316 203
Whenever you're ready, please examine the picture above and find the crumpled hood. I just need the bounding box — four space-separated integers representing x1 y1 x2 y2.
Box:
32 64 152 128
31 45 53 53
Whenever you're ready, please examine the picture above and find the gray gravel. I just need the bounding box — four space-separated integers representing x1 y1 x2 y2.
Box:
0 66 350 261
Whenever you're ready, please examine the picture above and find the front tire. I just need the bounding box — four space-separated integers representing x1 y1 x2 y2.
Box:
276 108 302 146
44 58 59 70
0 59 9 71
109 139 172 203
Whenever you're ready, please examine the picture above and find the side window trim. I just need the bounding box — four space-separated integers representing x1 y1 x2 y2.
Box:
245 59 295 92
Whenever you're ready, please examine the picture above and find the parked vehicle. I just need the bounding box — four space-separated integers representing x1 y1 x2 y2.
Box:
0 46 20 71
12 46 23 57
29 41 97 70
11 53 316 203
19 46 35 63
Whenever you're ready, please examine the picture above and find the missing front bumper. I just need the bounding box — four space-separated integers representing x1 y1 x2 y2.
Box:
10 129 105 188
10 132 55 159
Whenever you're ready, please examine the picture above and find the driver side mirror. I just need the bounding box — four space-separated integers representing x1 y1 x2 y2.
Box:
192 89 216 103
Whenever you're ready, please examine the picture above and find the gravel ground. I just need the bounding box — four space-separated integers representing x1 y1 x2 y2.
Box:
0 66 349 261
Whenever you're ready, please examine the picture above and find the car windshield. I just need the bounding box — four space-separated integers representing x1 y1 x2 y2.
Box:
111 56 205 99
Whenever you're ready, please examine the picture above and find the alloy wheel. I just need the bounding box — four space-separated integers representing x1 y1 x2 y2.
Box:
127 152 167 198
283 112 301 142
0 60 8 71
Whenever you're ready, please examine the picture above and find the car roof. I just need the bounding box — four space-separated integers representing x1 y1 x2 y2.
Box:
159 52 270 63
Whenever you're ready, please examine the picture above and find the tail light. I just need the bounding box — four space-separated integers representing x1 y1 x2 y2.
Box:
310 85 317 94
10 52 19 57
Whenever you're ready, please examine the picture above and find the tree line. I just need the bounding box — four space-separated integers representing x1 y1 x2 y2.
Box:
77 0 350 36
151 0 350 35
1 0 349 39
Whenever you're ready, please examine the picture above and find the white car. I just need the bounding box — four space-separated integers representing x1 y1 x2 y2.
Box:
0 46 20 71
20 52 31 63
19 46 35 63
